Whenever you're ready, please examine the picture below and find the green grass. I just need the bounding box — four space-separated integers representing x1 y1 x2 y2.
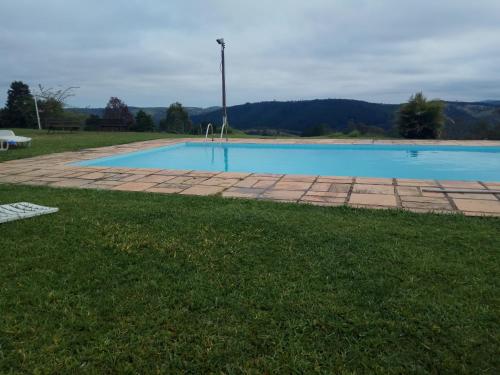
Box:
0 184 498 373
0 129 184 163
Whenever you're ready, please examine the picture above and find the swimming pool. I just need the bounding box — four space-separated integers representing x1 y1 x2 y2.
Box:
76 142 500 181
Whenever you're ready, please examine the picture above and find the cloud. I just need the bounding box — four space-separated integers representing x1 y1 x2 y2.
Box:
1 0 499 107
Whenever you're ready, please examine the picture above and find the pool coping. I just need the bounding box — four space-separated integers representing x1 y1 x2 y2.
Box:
1 137 500 217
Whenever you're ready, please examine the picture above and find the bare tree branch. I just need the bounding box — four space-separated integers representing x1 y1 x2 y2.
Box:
35 85 79 106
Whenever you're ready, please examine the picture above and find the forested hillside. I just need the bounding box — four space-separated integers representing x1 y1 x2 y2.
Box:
69 99 500 138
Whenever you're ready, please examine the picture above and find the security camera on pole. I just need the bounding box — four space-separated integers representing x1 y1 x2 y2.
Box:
216 38 228 141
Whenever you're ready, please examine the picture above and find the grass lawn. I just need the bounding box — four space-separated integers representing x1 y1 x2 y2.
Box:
0 129 185 163
0 184 498 373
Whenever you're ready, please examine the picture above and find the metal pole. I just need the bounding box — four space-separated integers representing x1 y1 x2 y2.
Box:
221 42 226 123
33 95 42 130
217 38 228 141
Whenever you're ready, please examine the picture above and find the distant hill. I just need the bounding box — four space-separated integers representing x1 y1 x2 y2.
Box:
441 101 500 138
191 99 500 137
479 100 500 105
68 99 500 137
191 99 398 134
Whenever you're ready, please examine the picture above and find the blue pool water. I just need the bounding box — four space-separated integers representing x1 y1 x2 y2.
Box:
76 142 500 181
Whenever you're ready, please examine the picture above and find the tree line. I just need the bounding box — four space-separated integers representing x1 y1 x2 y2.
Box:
1 81 498 139
0 81 193 133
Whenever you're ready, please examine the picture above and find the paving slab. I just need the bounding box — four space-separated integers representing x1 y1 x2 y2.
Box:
316 177 353 184
261 189 305 200
252 179 279 189
397 179 438 187
78 172 114 180
439 180 485 189
452 198 500 214
50 179 92 188
397 186 420 196
300 194 346 204
274 181 313 191
305 191 348 198
0 175 34 183
330 183 352 193
222 187 265 198
188 171 218 178
216 172 251 179
113 182 158 192
155 169 192 176
353 184 395 195
400 195 451 204
201 177 239 187
349 193 398 207
234 177 259 188
180 185 226 196
484 183 500 190
355 177 393 185
280 175 317 182
401 201 453 211
146 186 188 194
310 182 331 192
447 192 498 200
134 175 177 184
421 191 446 198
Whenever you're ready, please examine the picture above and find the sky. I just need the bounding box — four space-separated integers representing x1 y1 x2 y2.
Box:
1 0 499 108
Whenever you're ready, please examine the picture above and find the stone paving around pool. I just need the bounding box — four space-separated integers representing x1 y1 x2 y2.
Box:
1 138 500 217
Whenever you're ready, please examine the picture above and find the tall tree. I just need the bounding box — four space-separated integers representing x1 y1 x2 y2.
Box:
131 110 155 132
0 108 5 128
160 102 192 133
103 97 134 128
398 92 445 139
2 81 36 128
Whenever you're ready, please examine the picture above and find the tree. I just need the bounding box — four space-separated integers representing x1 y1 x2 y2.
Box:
131 110 155 132
160 102 192 133
35 84 78 104
0 108 5 128
37 98 64 124
103 97 134 129
34 85 78 123
84 114 101 131
398 92 445 139
2 81 36 128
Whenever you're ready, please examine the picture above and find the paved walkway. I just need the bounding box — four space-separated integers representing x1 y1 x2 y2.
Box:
1 138 499 217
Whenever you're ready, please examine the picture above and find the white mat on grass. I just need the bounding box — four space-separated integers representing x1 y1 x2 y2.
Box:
0 202 59 224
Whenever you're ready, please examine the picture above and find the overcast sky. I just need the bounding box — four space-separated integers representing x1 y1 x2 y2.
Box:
1 0 499 108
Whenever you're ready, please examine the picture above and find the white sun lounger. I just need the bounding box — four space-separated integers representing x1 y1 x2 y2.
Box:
0 130 32 147
0 202 59 224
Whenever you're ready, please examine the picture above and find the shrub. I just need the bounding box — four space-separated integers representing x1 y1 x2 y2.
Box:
398 92 445 139
160 103 192 133
347 130 361 137
301 124 330 137
131 110 155 132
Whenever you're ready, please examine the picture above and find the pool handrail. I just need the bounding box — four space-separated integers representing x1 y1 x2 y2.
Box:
219 117 228 142
205 123 214 142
